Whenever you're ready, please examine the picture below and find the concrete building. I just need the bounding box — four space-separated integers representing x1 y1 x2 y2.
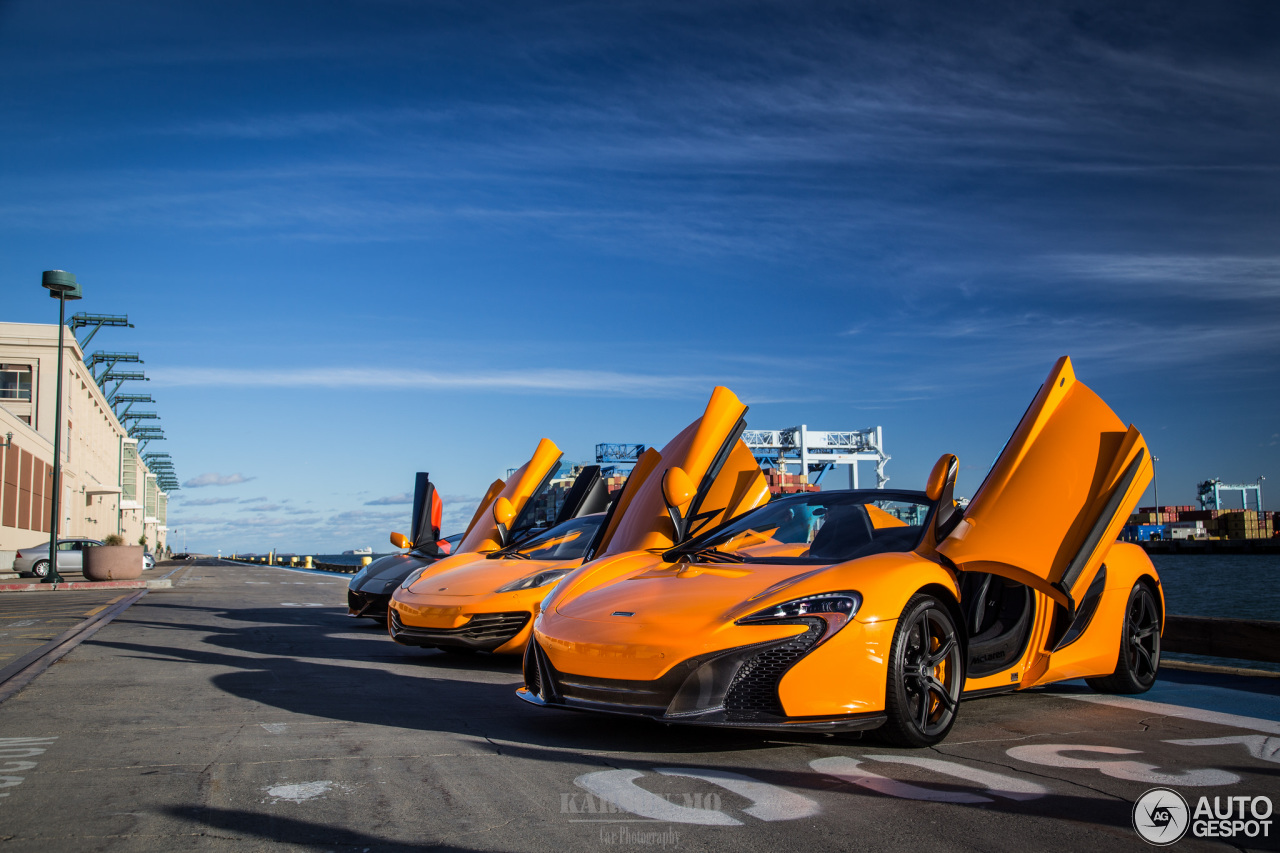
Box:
0 322 167 562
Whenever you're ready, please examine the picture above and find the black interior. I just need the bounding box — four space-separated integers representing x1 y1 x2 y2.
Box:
959 572 1034 678
807 505 925 562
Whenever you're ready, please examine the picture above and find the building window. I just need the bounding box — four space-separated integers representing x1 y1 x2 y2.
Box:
0 367 32 400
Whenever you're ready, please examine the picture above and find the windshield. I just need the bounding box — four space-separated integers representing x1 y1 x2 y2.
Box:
670 490 934 565
500 514 603 561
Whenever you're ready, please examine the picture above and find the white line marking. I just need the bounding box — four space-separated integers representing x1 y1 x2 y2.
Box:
1062 693 1280 735
574 769 741 826
1166 735 1280 764
260 723 288 734
810 756 989 804
1006 744 1238 787
280 603 326 608
864 755 1048 801
656 767 820 821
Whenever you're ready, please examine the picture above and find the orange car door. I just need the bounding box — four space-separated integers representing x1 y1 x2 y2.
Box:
936 356 1152 616
456 438 564 553
594 386 770 558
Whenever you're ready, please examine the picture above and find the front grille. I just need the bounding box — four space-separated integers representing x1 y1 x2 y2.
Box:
724 623 823 715
391 610 530 650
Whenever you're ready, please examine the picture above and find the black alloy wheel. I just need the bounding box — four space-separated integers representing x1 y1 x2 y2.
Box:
1087 582 1161 694
880 593 964 747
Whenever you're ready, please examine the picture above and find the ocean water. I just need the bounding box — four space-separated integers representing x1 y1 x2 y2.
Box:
1151 553 1279 672
1152 554 1280 621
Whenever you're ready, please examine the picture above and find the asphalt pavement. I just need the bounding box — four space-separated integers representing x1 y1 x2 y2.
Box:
0 559 1276 852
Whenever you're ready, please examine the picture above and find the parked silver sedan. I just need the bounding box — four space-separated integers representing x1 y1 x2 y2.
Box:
13 539 103 578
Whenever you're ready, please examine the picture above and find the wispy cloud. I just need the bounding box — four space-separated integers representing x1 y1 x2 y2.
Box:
365 493 413 506
183 472 256 488
149 366 719 397
174 496 239 506
1045 254 1280 297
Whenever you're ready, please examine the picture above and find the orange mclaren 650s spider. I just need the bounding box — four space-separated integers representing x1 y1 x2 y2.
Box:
387 437 616 654
520 357 1163 747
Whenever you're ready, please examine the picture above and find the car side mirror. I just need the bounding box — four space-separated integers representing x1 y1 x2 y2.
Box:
390 531 410 549
662 466 696 542
493 497 515 527
662 467 694 509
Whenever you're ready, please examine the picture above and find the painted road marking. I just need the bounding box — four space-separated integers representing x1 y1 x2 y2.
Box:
575 769 741 825
863 755 1048 801
1166 735 1280 764
811 756 989 803
265 781 336 803
573 768 818 825
1006 744 1239 787
655 768 821 821
1063 693 1280 736
261 723 289 734
280 603 326 608
0 737 57 802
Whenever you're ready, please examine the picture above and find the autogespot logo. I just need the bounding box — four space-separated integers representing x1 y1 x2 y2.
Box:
1134 788 1190 846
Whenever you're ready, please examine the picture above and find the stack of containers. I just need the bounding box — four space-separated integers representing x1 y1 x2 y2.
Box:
762 469 820 496
1217 510 1274 540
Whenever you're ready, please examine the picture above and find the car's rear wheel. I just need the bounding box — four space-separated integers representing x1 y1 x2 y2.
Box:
1086 581 1160 694
31 560 50 578
879 593 963 747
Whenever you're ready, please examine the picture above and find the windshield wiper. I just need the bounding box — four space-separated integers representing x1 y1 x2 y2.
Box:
488 548 533 560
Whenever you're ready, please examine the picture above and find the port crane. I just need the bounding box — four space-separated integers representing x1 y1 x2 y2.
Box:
742 425 889 488
1198 478 1265 512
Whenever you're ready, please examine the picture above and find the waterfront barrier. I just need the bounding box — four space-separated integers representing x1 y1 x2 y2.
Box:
1163 615 1280 665
222 555 371 574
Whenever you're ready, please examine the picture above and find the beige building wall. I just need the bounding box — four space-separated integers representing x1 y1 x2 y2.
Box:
0 322 167 553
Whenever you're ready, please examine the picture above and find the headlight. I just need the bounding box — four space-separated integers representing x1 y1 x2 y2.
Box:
736 591 861 642
400 567 429 590
496 568 571 593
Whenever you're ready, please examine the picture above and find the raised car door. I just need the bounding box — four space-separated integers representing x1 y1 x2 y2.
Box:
409 473 445 553
592 386 770 558
936 356 1152 616
550 465 610 526
456 437 564 553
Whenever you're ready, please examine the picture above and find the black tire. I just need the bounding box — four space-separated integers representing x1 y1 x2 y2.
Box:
879 593 964 747
1086 582 1160 694
31 560 50 578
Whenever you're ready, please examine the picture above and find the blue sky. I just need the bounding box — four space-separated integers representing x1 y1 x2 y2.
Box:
2 1 1277 553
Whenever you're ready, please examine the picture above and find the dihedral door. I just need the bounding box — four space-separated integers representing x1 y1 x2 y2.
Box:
937 357 1152 614
594 386 770 558
457 438 563 553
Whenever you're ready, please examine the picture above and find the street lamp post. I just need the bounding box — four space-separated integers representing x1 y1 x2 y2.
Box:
42 270 82 584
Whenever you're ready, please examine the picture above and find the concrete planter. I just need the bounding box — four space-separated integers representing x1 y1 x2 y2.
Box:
83 545 145 581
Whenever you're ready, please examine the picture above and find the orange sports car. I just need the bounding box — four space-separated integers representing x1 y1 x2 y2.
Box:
387 438 613 654
520 358 1163 746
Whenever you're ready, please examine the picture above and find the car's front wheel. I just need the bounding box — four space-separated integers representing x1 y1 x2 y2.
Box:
1086 581 1161 694
880 593 964 747
31 560 50 578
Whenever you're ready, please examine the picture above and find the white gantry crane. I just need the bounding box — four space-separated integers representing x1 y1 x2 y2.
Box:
743 426 889 489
